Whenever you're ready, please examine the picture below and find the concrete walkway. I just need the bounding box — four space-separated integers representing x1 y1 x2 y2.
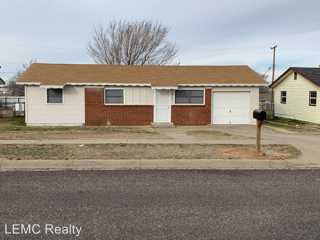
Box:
0 125 319 171
2 158 320 171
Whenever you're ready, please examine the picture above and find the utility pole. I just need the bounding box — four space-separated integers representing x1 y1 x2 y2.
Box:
270 45 277 119
270 45 277 82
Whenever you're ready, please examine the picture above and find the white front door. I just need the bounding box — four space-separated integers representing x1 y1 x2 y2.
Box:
155 90 171 123
212 92 251 124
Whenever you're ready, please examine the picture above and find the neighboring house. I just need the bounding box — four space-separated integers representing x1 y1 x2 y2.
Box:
270 67 320 124
17 63 266 126
0 77 8 95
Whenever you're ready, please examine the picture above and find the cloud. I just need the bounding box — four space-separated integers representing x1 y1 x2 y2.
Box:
0 0 319 81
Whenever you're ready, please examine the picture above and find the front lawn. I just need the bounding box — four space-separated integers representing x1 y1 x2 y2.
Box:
266 117 320 133
186 129 250 139
0 144 301 160
0 117 159 139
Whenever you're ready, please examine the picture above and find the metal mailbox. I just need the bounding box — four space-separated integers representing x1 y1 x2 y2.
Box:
253 109 267 121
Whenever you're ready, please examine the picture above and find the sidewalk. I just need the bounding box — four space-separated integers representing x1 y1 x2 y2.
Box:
1 158 320 171
0 138 257 145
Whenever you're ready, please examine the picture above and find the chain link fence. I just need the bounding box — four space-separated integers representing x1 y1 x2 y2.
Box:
0 96 25 116
259 101 274 120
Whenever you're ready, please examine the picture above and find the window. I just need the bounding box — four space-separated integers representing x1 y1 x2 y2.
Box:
294 72 297 80
47 89 63 103
105 88 124 104
175 89 204 104
280 91 287 104
309 91 317 106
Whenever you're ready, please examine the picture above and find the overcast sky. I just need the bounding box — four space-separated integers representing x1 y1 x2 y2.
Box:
1 0 320 82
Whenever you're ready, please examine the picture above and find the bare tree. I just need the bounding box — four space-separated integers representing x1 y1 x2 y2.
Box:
8 59 37 96
88 20 178 65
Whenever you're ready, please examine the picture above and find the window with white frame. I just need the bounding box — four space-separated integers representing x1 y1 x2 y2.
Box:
104 88 124 104
309 91 317 106
280 91 287 104
175 89 204 104
47 89 63 104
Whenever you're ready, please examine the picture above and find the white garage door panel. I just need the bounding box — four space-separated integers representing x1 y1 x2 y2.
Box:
213 92 250 124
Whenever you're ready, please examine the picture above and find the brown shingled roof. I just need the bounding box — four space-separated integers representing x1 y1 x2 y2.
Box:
18 63 265 86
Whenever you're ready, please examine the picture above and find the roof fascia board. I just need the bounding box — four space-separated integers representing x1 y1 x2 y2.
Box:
40 85 64 89
65 82 152 87
16 82 267 87
178 83 267 87
16 82 41 85
151 86 178 89
269 68 292 88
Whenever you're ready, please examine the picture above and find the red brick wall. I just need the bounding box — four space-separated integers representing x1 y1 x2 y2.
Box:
85 88 153 126
171 88 211 125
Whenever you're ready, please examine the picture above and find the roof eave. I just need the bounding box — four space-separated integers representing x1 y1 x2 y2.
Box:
179 83 267 87
16 82 41 85
18 82 267 87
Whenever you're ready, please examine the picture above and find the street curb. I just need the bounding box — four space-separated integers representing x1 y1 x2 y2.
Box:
1 159 319 171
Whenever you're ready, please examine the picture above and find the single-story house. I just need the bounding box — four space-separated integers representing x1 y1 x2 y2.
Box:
17 63 266 126
270 67 320 124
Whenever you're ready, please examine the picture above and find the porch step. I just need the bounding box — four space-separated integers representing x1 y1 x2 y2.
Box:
151 122 175 128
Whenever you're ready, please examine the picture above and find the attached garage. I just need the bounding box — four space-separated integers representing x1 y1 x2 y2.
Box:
212 88 259 124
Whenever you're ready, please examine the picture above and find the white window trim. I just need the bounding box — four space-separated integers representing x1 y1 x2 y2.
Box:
104 87 125 105
309 91 317 106
46 88 64 104
173 88 206 106
280 91 287 104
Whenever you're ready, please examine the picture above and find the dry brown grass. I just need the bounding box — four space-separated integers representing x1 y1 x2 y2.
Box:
186 130 250 139
0 117 161 140
0 144 301 160
266 117 320 134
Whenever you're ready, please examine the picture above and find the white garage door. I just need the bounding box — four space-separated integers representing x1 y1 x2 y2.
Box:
212 92 250 124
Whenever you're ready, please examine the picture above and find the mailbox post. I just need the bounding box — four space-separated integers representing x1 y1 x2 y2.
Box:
253 110 267 153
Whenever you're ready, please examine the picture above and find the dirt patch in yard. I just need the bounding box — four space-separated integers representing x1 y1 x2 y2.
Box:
219 145 301 160
0 144 300 160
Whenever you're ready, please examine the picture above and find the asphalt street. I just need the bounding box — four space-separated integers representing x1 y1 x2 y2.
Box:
1 170 320 240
